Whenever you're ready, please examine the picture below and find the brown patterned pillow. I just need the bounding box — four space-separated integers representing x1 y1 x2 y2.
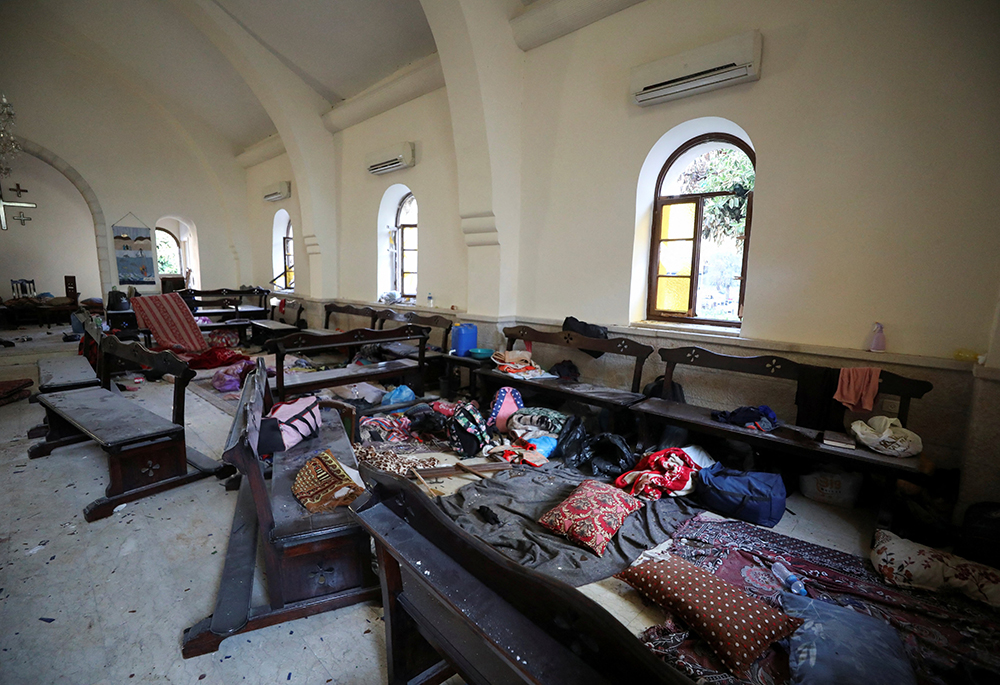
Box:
618 555 803 675
538 480 643 555
291 450 365 513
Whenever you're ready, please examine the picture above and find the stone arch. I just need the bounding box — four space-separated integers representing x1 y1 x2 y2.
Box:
16 136 114 296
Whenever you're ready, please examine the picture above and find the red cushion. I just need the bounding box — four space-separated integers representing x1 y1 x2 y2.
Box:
538 480 643 555
618 555 802 675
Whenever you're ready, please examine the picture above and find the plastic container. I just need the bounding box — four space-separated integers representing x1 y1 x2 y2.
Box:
452 323 478 357
799 469 863 508
469 348 493 360
772 562 807 595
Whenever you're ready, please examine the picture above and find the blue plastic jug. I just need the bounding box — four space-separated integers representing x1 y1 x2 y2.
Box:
452 323 478 357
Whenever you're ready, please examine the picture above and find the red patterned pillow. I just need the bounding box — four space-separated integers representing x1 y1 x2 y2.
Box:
538 480 643 555
618 555 802 675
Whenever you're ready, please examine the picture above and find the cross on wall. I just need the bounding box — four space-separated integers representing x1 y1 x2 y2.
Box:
0 185 36 231
8 183 27 197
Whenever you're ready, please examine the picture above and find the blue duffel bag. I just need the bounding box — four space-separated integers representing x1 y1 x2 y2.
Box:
694 463 786 527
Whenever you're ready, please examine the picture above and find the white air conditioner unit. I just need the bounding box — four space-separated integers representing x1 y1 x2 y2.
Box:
630 30 762 107
366 142 415 175
263 181 291 202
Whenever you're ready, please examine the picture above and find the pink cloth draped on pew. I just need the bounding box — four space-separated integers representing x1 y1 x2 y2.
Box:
833 366 881 412
132 293 208 353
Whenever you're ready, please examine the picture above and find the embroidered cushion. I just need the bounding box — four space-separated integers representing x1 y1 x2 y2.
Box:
538 480 643 555
617 555 802 675
872 528 1000 607
291 449 365 513
782 592 916 685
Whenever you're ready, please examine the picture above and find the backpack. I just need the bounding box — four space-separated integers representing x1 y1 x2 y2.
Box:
694 463 786 527
487 386 523 433
447 402 489 458
258 396 322 455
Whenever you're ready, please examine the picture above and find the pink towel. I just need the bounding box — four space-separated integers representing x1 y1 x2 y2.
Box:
833 367 881 412
131 293 208 353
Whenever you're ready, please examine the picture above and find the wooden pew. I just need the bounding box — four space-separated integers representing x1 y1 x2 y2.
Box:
182 359 379 658
323 302 380 330
265 326 429 402
630 346 934 524
351 465 693 685
476 325 654 421
27 334 233 521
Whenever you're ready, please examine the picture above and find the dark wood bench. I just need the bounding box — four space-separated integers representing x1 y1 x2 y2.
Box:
630 346 934 521
177 287 269 341
476 325 654 418
35 312 103 395
323 302 380 330
28 334 233 521
351 465 692 685
182 359 379 657
265 325 430 402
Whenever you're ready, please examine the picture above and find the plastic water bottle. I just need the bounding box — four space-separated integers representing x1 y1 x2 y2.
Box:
426 292 434 308
772 562 807 595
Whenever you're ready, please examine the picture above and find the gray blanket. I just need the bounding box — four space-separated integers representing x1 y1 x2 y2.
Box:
436 464 701 587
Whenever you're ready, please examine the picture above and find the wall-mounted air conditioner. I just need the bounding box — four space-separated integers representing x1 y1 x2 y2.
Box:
366 142 415 175
263 181 291 202
630 30 762 107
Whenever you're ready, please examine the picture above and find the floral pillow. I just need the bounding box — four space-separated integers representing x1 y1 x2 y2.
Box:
538 480 643 555
872 529 1000 608
618 555 802 676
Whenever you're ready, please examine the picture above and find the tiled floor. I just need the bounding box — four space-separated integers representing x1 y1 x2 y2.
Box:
0 324 876 683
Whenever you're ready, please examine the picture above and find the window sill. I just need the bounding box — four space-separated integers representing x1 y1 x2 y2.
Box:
627 319 741 338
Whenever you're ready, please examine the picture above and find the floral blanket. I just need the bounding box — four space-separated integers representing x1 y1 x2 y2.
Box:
640 514 1000 685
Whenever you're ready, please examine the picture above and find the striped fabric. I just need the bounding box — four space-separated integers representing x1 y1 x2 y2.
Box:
132 293 208 352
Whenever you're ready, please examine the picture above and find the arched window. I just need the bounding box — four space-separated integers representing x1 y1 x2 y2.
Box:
647 133 755 324
394 193 418 298
155 227 183 275
272 209 294 290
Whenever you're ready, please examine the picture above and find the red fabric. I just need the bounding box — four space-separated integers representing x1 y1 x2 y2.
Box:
538 480 643 555
833 366 881 412
615 448 701 499
132 293 207 352
186 347 249 370
619 555 802 676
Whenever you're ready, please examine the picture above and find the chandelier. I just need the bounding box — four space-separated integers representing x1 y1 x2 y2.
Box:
0 94 22 179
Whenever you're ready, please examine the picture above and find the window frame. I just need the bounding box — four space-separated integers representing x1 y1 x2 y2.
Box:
281 219 294 291
394 193 418 299
646 133 755 326
155 227 184 276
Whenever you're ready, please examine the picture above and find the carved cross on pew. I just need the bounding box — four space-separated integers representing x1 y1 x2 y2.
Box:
0 186 37 231
8 183 27 197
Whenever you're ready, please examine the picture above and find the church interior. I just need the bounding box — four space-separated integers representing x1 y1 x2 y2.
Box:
1 1 999 683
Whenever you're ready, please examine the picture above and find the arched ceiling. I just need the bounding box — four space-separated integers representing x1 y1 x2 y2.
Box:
22 0 437 151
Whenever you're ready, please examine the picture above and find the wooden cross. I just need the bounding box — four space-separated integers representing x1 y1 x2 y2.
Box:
0 185 36 231
7 183 26 197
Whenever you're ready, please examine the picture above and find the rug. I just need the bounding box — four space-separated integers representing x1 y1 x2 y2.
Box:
0 378 33 407
639 514 1000 685
132 293 207 352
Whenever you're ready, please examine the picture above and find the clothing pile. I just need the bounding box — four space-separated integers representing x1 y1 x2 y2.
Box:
711 404 780 432
491 350 556 380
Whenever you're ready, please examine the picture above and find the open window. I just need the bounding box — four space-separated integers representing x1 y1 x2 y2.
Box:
393 193 418 299
272 209 294 291
647 133 755 325
155 227 183 275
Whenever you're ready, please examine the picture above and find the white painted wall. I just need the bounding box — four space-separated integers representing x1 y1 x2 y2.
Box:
1 154 102 300
245 88 466 309
517 0 1000 359
245 154 303 293
0 6 248 294
338 88 465 309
